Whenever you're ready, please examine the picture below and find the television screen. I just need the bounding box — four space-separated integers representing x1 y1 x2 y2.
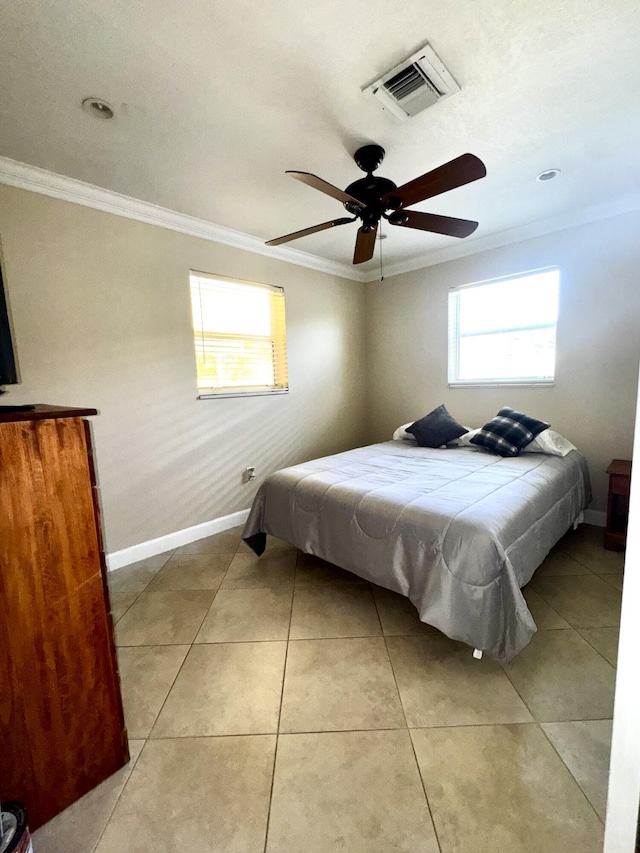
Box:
0 259 18 386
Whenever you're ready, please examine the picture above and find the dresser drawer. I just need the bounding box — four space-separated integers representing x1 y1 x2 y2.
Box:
609 473 631 497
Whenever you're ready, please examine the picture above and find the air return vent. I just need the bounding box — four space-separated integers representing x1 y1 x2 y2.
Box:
363 43 460 123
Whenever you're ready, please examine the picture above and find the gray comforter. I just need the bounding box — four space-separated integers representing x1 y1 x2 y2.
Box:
242 441 591 662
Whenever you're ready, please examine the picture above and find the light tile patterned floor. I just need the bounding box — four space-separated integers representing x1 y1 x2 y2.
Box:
33 524 623 853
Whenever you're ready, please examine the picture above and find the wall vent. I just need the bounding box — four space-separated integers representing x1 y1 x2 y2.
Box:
363 43 460 123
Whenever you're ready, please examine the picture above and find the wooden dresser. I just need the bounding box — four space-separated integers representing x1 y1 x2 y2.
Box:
0 405 128 830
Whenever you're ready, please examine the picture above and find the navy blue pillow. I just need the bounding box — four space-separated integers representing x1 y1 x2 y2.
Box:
406 404 467 448
470 407 550 457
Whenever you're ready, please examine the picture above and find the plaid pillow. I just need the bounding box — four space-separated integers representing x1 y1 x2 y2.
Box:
470 407 550 457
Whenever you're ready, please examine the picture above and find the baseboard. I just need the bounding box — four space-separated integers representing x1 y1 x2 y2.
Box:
105 505 606 571
584 509 606 527
106 509 250 571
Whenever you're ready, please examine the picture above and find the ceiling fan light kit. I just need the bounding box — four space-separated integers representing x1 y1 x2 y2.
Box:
266 145 487 265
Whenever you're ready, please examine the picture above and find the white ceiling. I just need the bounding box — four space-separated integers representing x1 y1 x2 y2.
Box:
1 0 640 275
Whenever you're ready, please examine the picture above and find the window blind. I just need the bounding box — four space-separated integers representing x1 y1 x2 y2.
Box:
189 272 288 397
448 267 559 386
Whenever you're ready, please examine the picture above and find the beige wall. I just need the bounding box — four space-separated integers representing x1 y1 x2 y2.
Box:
0 185 367 551
2 184 637 552
365 212 640 512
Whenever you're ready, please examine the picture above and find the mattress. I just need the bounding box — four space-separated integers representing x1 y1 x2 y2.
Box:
242 441 591 662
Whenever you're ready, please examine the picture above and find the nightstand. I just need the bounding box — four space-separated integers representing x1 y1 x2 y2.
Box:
605 459 632 551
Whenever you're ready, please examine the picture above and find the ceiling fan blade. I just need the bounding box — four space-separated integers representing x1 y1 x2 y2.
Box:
265 217 355 246
353 224 378 264
287 171 366 208
392 210 479 238
382 154 486 209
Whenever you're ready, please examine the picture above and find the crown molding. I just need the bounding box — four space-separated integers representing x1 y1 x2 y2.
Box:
362 193 640 282
0 156 366 282
3 155 638 286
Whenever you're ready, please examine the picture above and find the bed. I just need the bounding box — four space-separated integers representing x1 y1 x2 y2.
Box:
242 441 591 662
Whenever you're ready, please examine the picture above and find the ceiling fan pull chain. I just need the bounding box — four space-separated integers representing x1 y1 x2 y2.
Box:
379 226 384 281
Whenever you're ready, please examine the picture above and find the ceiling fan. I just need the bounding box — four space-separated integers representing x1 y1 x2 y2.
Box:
266 144 487 264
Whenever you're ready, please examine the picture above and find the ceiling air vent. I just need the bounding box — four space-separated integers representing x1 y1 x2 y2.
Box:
363 43 460 123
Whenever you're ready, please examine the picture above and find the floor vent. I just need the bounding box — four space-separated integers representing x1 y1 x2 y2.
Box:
363 43 460 123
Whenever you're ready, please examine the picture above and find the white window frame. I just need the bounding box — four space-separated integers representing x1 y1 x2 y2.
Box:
448 266 559 388
189 271 289 399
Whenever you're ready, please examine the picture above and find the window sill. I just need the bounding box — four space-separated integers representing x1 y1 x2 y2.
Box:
197 389 289 399
448 381 555 388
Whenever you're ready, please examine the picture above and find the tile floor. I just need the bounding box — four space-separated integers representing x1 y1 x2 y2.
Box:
32 523 623 853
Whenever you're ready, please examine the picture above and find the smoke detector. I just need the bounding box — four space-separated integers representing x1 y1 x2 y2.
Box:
363 43 460 123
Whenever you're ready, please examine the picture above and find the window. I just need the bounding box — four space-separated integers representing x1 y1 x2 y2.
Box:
189 271 288 398
448 267 559 386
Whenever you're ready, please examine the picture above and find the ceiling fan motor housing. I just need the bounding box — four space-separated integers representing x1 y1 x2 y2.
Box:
345 145 403 228
345 176 398 207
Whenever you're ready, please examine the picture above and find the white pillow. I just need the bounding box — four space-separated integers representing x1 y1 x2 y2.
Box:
392 422 416 441
398 423 576 456
456 428 480 446
521 428 577 457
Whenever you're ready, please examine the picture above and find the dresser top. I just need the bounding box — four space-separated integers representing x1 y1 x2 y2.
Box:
0 404 98 423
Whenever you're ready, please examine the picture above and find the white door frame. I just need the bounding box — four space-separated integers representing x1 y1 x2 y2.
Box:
603 367 640 851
